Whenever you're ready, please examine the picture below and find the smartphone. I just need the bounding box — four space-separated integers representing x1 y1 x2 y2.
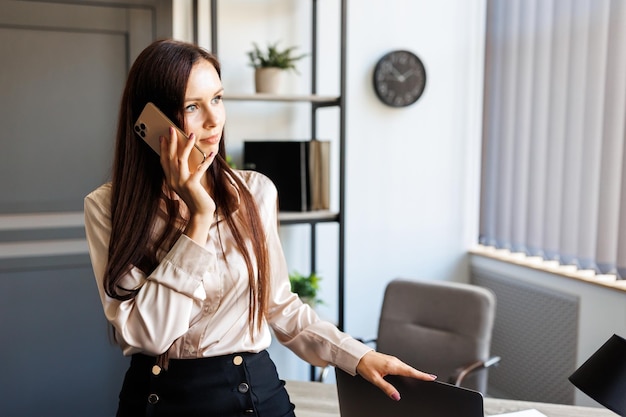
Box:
134 102 206 162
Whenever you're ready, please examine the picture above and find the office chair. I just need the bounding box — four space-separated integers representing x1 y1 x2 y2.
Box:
369 278 500 394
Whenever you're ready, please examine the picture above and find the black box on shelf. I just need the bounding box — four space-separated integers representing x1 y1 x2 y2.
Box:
243 140 330 212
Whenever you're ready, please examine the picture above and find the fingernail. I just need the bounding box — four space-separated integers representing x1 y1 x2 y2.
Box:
430 374 438 380
391 392 401 401
189 132 195 140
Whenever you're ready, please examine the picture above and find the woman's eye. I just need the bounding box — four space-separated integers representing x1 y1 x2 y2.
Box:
211 95 223 104
184 104 198 112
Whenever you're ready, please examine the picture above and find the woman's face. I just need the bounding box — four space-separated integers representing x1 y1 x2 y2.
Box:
183 59 225 166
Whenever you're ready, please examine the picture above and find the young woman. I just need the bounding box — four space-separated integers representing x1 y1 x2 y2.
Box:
84 39 436 417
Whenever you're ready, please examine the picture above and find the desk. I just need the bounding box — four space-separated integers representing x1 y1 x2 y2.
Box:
285 380 617 417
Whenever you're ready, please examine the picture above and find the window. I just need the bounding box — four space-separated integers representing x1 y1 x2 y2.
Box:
479 0 626 280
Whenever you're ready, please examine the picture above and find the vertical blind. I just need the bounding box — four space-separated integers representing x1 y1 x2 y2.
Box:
480 0 626 279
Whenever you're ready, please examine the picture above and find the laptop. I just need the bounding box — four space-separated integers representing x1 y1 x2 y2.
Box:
335 368 484 417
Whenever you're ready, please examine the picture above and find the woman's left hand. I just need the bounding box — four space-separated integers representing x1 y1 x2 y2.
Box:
355 351 437 401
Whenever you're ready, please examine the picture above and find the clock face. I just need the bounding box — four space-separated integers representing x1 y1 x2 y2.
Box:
373 50 426 108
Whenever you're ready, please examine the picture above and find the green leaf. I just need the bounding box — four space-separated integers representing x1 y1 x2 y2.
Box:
247 41 307 73
289 270 324 305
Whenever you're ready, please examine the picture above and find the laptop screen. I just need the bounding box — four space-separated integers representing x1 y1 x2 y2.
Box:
335 368 484 417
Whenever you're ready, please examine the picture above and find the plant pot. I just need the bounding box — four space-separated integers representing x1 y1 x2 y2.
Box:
254 67 285 94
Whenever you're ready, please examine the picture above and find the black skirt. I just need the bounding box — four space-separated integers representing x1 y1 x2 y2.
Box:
116 350 296 417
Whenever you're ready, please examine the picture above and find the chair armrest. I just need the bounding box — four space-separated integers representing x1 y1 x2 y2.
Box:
449 356 501 387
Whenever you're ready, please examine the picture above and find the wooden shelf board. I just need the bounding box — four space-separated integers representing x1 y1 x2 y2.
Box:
225 93 340 104
278 210 339 224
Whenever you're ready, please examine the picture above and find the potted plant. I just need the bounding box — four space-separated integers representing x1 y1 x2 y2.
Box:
289 270 323 307
247 41 307 94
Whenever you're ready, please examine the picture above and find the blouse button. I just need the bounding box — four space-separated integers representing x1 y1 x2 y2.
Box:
233 355 243 366
148 393 159 404
238 382 250 393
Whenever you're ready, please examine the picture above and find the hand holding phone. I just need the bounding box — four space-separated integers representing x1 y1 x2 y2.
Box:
134 102 216 227
134 102 207 163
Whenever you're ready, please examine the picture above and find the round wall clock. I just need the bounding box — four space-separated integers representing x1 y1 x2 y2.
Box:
373 50 426 108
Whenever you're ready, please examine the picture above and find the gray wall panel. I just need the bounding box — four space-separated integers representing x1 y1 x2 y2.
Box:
0 257 129 417
0 2 173 415
0 27 124 213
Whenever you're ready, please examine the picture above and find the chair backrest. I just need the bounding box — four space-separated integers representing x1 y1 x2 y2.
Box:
376 279 496 393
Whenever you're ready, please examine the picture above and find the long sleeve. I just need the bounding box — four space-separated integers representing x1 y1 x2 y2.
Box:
84 174 372 372
253 176 373 375
84 183 212 356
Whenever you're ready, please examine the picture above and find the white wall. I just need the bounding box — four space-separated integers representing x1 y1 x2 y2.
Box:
174 0 487 380
342 0 486 339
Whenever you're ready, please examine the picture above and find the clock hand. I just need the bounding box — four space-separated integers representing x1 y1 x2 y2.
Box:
389 65 405 81
401 69 415 79
384 75 405 82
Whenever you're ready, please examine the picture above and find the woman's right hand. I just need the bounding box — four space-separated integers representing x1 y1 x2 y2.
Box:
160 127 215 243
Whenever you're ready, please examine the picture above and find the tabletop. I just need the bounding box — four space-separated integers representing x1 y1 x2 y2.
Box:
284 380 617 417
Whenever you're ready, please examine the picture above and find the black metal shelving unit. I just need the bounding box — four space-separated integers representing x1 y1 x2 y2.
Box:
206 0 347 381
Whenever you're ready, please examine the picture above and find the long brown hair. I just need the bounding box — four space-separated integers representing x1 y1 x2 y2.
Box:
105 39 270 334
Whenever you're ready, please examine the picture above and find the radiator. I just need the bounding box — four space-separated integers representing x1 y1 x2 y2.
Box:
471 266 579 404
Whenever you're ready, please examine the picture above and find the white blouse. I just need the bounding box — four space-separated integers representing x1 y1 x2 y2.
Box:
84 169 370 375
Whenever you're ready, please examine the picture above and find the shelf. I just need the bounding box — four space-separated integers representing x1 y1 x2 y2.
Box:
224 93 340 107
278 210 339 225
209 1 348 363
